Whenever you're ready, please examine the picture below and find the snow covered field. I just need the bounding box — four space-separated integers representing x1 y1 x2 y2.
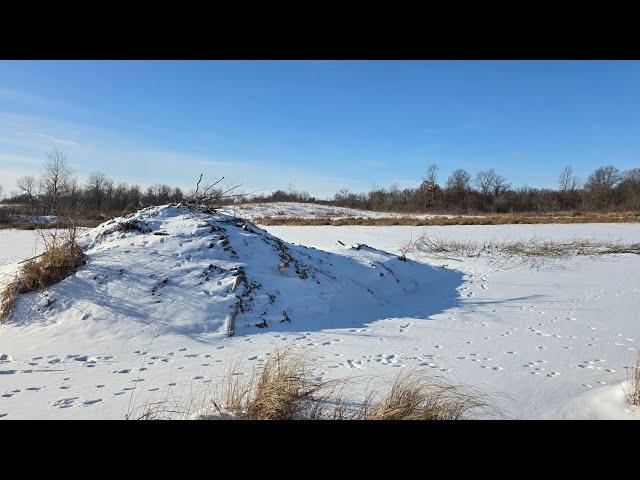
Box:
0 210 639 420
223 202 472 220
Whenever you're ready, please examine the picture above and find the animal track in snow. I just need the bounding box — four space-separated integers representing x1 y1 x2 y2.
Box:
52 397 79 408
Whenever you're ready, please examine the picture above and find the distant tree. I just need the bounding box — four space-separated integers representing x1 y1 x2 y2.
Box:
584 165 621 210
558 165 580 209
86 172 110 212
421 164 440 211
445 169 471 211
42 148 72 214
618 168 640 210
474 170 492 210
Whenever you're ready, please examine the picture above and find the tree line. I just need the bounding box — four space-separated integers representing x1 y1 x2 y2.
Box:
4 149 186 218
2 149 639 217
252 164 639 214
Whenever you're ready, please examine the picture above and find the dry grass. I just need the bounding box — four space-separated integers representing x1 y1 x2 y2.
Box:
625 355 640 407
0 278 21 325
0 228 85 323
364 370 487 420
254 211 640 226
203 350 345 420
142 349 490 420
406 235 640 268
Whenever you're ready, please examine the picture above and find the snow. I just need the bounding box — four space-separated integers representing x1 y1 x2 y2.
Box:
222 202 474 220
0 230 48 289
0 207 639 419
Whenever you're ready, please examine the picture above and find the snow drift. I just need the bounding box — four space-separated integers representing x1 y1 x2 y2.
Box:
7 204 462 336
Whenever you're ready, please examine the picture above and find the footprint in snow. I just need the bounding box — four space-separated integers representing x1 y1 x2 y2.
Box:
52 397 79 408
83 399 103 406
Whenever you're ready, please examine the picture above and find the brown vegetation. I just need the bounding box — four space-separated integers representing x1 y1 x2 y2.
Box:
0 228 85 323
403 235 640 269
253 211 640 227
133 350 490 420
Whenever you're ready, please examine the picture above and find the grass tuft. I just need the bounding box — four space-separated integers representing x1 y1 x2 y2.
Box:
365 370 487 420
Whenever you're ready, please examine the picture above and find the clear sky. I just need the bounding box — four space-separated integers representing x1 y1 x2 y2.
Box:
1 60 639 198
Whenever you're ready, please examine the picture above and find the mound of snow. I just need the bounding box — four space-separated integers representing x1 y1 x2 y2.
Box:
7 204 461 337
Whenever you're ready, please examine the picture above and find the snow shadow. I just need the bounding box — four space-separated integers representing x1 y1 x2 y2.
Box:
8 245 466 339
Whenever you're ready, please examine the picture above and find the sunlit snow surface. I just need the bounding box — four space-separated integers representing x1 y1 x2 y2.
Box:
0 205 639 419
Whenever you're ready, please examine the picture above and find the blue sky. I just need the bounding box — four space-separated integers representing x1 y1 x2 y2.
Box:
1 60 639 198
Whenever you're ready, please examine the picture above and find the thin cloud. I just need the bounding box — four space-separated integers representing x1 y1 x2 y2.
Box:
38 133 79 146
0 87 73 112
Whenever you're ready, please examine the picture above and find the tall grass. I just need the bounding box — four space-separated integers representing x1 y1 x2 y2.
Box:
137 350 491 420
0 227 85 323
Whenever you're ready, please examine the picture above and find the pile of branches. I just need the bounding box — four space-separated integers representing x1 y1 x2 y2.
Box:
183 174 245 209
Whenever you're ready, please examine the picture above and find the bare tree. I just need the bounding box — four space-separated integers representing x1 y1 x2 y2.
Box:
42 148 72 214
474 170 492 210
422 164 439 211
558 166 579 209
86 172 109 213
617 168 640 210
446 169 471 211
16 175 37 214
584 165 621 210
489 170 510 199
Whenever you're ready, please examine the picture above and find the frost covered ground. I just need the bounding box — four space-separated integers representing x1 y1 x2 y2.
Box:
0 207 639 419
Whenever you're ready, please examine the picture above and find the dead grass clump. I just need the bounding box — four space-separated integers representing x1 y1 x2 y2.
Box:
0 278 21 324
364 371 487 420
184 350 489 421
207 350 341 420
0 228 85 323
625 355 640 407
